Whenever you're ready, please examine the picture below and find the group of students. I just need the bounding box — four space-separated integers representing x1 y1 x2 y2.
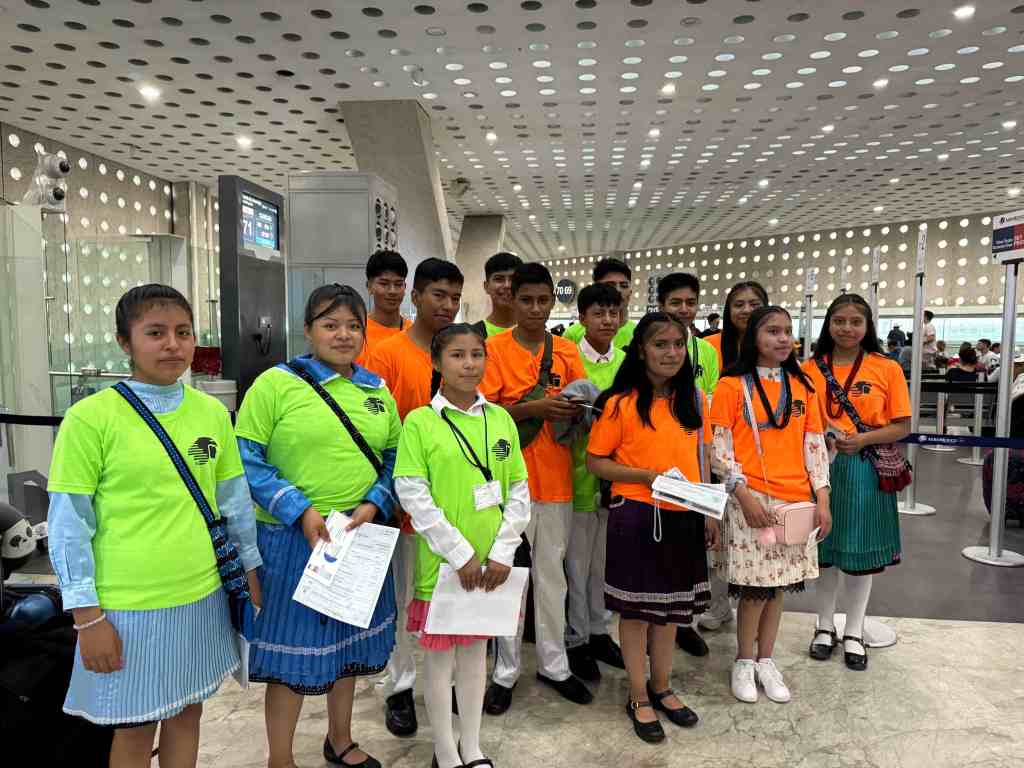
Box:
45 249 911 768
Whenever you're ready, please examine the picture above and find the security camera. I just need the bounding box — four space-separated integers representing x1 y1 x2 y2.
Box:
41 154 71 178
449 177 471 199
43 186 66 206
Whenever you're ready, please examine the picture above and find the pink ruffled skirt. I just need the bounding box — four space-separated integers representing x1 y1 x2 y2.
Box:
406 599 489 652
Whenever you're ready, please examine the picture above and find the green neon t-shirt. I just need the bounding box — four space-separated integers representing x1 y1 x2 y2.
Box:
692 334 720 394
235 366 401 523
483 319 514 338
563 319 636 351
572 346 626 513
47 387 243 611
394 402 528 601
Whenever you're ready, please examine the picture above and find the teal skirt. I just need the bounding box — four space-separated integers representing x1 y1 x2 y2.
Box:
819 452 902 574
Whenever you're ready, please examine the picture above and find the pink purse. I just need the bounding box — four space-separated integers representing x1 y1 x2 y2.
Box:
757 501 816 546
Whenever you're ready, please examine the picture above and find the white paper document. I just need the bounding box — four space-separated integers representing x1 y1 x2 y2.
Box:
423 564 529 638
292 511 400 629
651 470 728 520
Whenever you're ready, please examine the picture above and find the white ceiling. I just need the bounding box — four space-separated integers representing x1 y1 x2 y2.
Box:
0 0 1022 262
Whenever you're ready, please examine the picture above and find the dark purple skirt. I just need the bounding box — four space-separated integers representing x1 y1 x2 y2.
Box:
604 497 710 625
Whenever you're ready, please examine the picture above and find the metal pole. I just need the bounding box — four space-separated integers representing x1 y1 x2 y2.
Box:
900 226 936 515
802 267 816 362
958 371 986 467
870 246 881 325
963 260 1024 566
839 254 848 295
924 391 957 452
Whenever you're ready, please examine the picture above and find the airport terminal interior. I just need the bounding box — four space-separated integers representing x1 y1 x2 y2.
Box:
1 1 1023 766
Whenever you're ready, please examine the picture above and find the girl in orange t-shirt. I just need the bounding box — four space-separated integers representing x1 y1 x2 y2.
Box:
587 312 720 744
710 306 831 706
802 294 911 672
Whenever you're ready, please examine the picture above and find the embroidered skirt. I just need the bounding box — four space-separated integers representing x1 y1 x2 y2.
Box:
248 522 397 695
603 497 710 625
721 487 819 599
64 588 238 726
819 453 901 574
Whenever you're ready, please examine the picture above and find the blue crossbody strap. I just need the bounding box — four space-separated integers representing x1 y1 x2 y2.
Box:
113 382 251 604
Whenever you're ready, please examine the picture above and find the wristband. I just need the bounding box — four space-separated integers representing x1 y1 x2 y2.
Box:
73 612 108 631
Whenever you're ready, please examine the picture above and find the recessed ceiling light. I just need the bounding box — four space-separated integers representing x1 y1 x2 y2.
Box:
660 82 676 95
889 177 900 184
874 205 885 213
485 131 497 142
822 124 834 133
512 184 522 192
873 78 889 89
558 245 566 252
236 136 252 149
138 84 161 102
1009 187 1022 198
768 218 779 226
953 5 975 20
1002 120 1017 130
425 27 447 36
648 128 660 138
758 179 769 188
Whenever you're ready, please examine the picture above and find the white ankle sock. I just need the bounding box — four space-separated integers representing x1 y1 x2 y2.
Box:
423 648 460 768
814 566 841 633
842 574 873 644
453 640 488 764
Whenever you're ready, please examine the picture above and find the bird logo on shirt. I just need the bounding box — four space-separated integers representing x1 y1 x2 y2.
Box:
491 438 512 462
851 382 873 397
188 437 218 465
792 400 806 417
363 396 387 415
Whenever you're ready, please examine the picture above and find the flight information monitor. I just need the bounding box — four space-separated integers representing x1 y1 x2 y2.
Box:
241 191 279 250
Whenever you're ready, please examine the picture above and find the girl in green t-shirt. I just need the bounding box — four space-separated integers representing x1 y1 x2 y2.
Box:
48 284 262 765
393 324 530 768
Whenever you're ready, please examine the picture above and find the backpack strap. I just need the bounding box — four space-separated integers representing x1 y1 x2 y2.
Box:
538 333 554 388
812 357 870 434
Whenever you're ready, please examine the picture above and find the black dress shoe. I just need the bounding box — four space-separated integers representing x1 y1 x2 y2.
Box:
842 635 868 671
324 739 381 768
483 682 514 715
536 673 594 705
809 628 837 661
625 699 665 744
568 645 601 682
675 626 709 657
588 633 626 669
645 682 699 728
384 689 417 737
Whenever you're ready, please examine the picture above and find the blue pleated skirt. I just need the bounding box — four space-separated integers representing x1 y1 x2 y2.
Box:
64 587 239 726
248 522 397 695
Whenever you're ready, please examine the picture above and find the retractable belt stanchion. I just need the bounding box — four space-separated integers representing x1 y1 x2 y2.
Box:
957 370 987 467
802 267 816 362
923 390 957 452
869 246 881 325
900 226 937 516
963 208 1024 567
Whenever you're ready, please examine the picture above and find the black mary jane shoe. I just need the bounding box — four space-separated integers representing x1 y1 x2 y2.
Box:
842 635 868 671
463 760 495 768
626 699 665 744
324 739 381 768
645 682 699 728
809 627 838 661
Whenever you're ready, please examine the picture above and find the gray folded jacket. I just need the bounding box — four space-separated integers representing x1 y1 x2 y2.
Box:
553 379 603 446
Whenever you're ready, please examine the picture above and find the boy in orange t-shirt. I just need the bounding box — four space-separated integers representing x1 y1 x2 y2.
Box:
356 249 409 369
480 263 592 713
367 257 463 737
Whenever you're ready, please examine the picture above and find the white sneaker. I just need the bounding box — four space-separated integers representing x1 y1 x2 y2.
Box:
755 658 791 703
731 659 758 703
698 607 735 631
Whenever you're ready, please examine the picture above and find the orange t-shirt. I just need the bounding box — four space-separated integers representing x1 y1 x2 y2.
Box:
366 329 432 421
802 353 911 435
587 391 712 510
356 316 407 369
481 332 586 503
710 372 823 502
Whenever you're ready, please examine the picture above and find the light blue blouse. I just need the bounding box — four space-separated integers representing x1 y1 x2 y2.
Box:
47 380 262 611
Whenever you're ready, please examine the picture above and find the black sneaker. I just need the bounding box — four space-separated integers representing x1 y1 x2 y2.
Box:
675 626 709 657
536 673 594 705
483 682 515 715
384 689 417 737
588 633 625 669
567 645 601 682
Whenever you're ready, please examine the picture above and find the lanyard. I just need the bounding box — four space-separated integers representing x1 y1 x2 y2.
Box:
824 350 864 420
440 408 492 483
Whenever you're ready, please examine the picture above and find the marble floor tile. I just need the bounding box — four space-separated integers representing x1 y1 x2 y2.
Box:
182 612 1023 768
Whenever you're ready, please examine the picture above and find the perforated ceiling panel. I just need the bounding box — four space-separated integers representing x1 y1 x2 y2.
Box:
0 1 1021 262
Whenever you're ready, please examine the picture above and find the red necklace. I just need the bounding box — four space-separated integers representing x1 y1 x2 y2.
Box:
825 350 864 420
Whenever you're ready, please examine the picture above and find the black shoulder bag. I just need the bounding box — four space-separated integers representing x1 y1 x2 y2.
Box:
113 382 255 637
512 333 554 449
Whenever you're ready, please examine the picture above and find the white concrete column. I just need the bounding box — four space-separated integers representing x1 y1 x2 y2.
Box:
453 215 506 323
340 100 453 274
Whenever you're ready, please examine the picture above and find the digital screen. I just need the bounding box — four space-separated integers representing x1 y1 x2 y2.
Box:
241 191 278 250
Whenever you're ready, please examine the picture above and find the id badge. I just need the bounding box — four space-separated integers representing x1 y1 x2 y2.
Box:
473 480 503 511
